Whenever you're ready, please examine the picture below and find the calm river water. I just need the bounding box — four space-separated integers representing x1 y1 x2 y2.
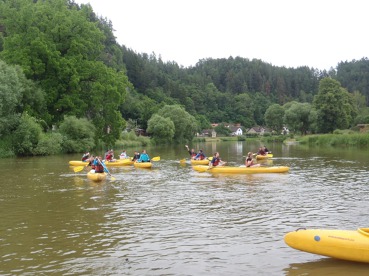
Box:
1 141 369 275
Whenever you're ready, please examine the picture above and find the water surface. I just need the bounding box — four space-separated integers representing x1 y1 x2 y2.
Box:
1 141 369 275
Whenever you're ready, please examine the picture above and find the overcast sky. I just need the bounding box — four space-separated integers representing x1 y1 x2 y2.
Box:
74 0 368 70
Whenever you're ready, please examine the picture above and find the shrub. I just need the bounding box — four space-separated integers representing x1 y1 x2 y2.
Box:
12 113 43 156
59 116 95 153
237 135 246 141
33 132 63 155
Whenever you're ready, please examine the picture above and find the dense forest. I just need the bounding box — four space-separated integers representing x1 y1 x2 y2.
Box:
0 0 368 156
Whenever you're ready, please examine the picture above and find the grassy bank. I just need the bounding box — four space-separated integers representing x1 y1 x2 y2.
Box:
298 133 369 147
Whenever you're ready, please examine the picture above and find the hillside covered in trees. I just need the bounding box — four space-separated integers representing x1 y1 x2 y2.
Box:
0 0 368 156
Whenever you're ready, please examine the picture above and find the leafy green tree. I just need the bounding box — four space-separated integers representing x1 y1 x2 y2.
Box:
156 105 198 142
33 132 63 155
313 78 357 133
233 93 255 128
214 124 231 136
252 92 271 125
284 102 316 135
1 0 129 145
58 116 95 153
0 60 23 135
195 114 211 132
264 104 285 132
147 114 175 143
12 113 43 156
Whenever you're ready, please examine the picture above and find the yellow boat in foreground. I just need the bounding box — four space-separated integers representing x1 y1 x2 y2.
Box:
192 165 289 174
87 172 107 182
284 228 369 263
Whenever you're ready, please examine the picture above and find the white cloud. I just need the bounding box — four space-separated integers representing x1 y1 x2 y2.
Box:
75 0 369 69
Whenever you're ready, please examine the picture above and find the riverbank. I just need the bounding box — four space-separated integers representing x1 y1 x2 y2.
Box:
297 133 369 147
194 132 369 148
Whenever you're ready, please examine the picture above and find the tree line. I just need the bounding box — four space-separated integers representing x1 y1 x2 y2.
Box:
0 0 368 157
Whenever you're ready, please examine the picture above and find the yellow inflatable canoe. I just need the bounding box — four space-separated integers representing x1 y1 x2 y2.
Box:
133 162 152 168
255 153 273 160
69 159 133 166
192 165 289 174
69 160 89 166
284 228 369 263
87 172 107 182
190 159 210 165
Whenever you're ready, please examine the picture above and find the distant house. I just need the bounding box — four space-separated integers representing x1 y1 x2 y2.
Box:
246 126 264 135
246 126 272 135
230 126 243 136
199 129 217 137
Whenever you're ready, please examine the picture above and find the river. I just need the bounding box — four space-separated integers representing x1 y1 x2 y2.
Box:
1 141 369 275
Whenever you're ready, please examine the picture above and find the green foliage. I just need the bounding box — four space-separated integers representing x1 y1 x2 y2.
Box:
336 58 369 106
314 78 357 133
147 114 175 144
1 0 129 146
58 116 95 153
33 132 63 155
237 135 246 141
12 113 43 156
114 130 151 149
214 124 231 136
0 136 15 158
284 102 316 135
156 105 198 142
299 133 369 147
264 104 285 132
245 133 259 138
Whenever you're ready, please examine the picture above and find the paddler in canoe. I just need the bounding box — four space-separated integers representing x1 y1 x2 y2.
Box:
136 149 150 163
257 147 267 156
245 152 260 167
194 149 206 160
93 156 106 173
81 151 90 162
132 151 141 162
104 149 117 162
209 152 226 168
185 145 197 159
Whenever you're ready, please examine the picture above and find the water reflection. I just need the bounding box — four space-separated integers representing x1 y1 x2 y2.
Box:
284 258 369 276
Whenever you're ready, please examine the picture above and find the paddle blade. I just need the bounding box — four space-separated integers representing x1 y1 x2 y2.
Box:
180 159 186 163
208 157 213 161
110 176 116 181
151 156 160 161
73 166 85 172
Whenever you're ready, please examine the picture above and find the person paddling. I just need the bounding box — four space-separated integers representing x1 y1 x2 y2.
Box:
93 156 105 173
209 152 226 168
81 152 90 161
185 145 197 159
136 149 150 162
245 152 260 167
194 149 206 160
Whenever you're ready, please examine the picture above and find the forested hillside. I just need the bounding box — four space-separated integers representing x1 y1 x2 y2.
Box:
0 0 368 156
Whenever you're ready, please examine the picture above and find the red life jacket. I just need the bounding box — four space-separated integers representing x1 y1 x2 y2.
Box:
212 157 220 166
95 163 104 173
